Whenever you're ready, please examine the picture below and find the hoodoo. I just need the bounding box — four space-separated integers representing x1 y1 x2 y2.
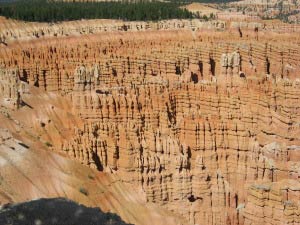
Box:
1 0 300 224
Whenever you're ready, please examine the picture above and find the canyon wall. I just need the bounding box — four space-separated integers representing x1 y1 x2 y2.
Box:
1 20 300 225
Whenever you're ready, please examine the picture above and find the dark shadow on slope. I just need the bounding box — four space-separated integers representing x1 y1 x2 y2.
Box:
0 198 133 225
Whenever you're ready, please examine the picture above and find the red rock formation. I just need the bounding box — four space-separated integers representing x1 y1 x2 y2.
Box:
243 180 300 225
1 20 300 225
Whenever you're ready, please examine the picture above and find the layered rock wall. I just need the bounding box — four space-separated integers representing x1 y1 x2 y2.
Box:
1 28 300 225
1 30 300 93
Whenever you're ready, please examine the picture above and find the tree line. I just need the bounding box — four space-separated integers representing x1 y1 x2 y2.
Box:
0 0 197 22
172 0 238 2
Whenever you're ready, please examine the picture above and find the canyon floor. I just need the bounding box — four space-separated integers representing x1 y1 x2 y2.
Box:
1 4 300 225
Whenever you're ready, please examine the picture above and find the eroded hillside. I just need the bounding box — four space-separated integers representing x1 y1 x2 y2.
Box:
1 13 300 225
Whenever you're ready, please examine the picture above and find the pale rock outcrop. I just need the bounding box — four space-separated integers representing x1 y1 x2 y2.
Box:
0 68 26 109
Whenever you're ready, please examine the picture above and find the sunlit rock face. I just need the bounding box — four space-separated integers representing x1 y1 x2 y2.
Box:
1 17 300 225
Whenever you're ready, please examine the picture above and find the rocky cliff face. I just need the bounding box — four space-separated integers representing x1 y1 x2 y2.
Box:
0 16 226 44
1 20 300 225
243 180 300 225
0 86 185 225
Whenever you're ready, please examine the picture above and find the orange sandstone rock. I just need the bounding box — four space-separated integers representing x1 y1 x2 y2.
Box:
1 20 300 225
